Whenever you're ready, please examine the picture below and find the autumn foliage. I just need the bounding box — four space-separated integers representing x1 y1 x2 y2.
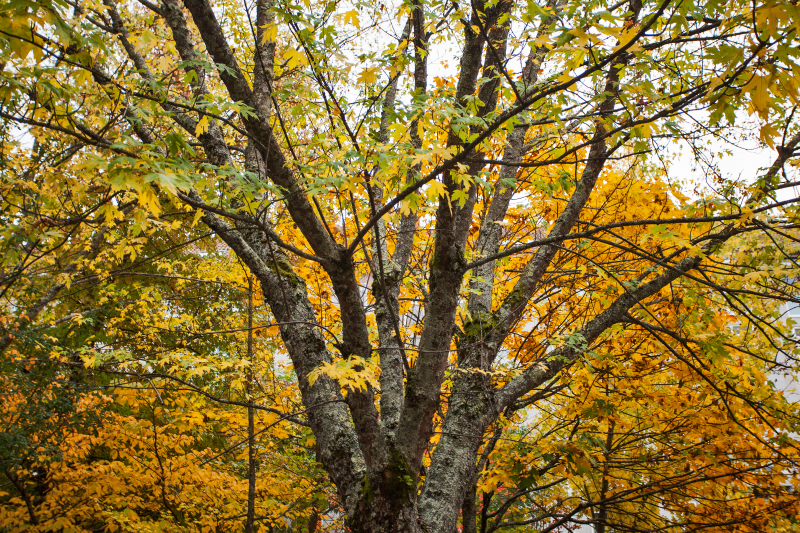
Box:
2 0 800 531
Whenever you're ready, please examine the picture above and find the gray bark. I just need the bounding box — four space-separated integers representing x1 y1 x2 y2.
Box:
372 18 415 438
396 0 510 474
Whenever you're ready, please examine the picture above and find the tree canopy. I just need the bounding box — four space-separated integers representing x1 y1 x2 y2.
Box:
2 0 800 531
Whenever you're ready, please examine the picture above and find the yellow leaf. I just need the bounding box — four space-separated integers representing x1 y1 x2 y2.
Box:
284 48 306 70
739 207 756 224
427 181 447 200
389 59 404 77
533 33 552 50
192 208 203 227
614 26 642 52
261 23 278 44
344 10 360 29
358 66 380 85
195 115 209 136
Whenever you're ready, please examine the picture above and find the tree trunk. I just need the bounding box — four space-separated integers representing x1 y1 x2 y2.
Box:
245 277 256 533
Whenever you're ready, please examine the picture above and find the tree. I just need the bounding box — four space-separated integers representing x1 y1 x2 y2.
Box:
2 0 800 530
0 230 338 531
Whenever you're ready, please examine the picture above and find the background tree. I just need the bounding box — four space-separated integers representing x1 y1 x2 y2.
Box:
2 0 800 531
0 145 335 530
